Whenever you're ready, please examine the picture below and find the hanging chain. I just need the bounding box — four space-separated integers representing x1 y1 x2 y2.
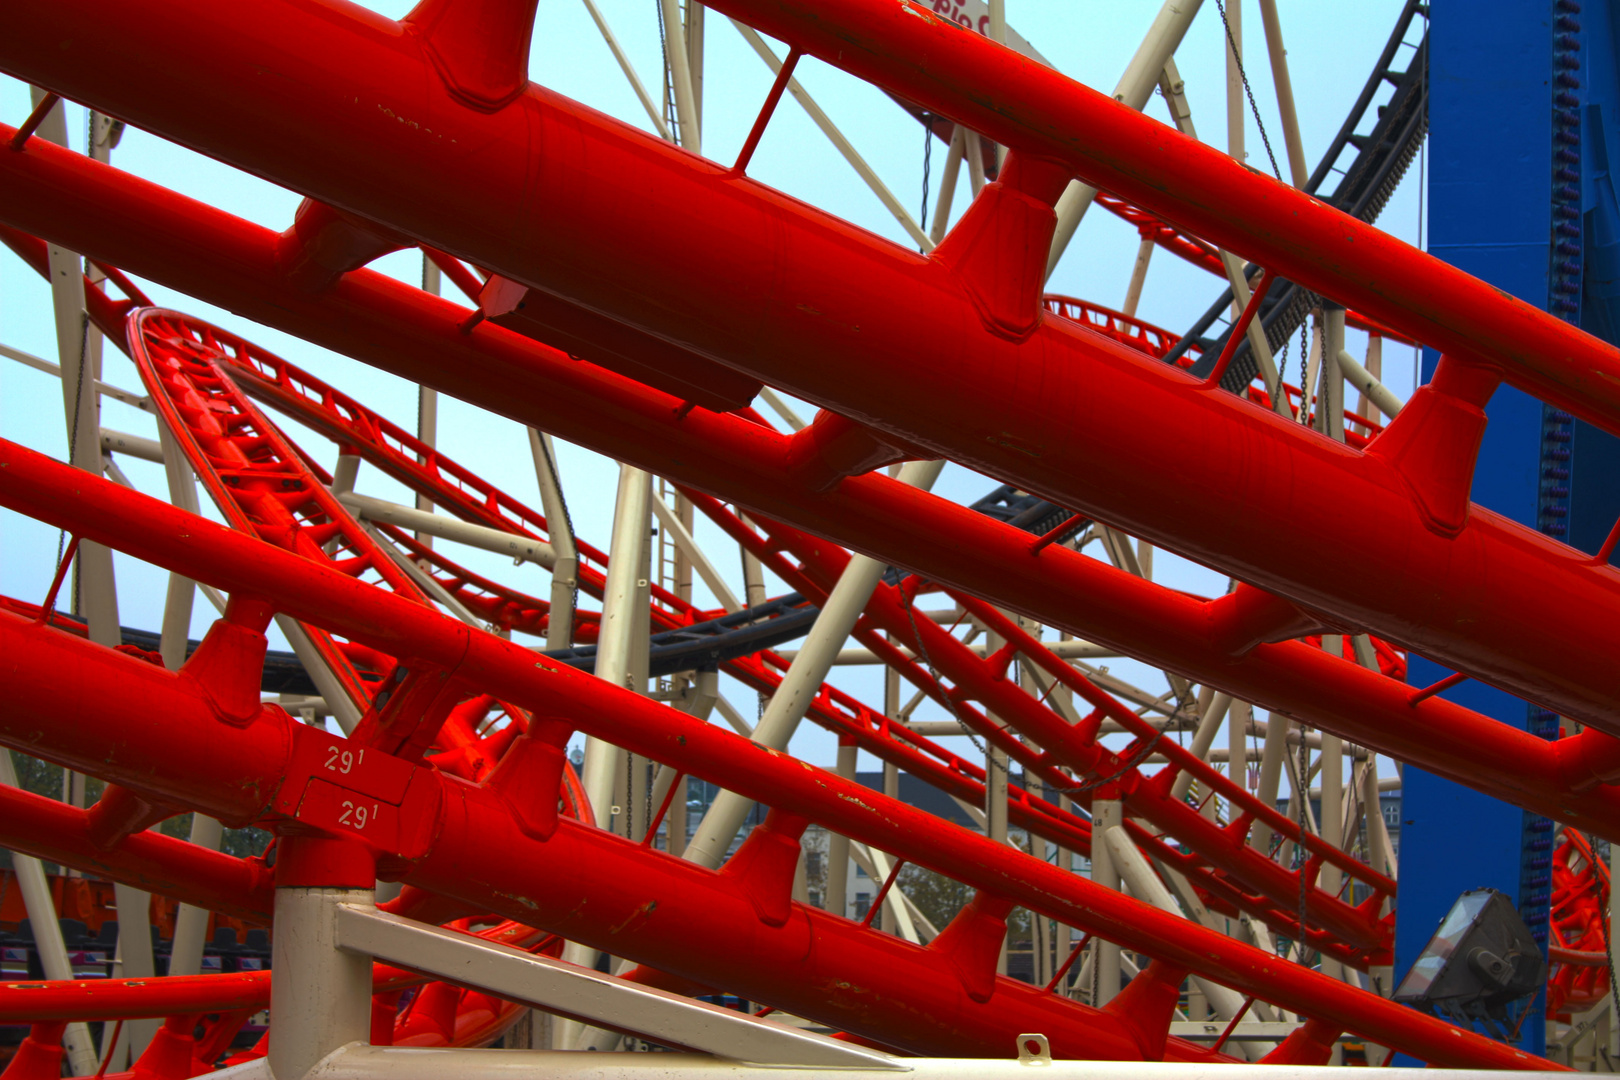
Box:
1296 727 1311 962
1212 0 1283 183
919 114 934 253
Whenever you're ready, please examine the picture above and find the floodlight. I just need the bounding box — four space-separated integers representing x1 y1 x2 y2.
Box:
1393 888 1546 1039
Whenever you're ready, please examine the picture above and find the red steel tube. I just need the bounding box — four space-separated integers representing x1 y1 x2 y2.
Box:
0 973 273 1023
693 0 1620 435
0 624 1213 1062
0 143 1612 847
2 0 1609 436
0 13 1614 734
0 450 1565 1069
0 785 274 923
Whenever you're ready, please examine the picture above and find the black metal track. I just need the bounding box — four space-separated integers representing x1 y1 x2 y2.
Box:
1162 0 1431 391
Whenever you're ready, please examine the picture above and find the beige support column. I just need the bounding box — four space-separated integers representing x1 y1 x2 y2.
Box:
1122 238 1155 317
1255 0 1310 188
415 253 440 542
1046 0 1206 277
825 740 858 917
1225 0 1244 166
1089 797 1123 1003
32 90 118 649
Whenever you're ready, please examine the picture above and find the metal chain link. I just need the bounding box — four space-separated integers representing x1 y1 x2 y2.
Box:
1212 0 1284 183
920 115 933 253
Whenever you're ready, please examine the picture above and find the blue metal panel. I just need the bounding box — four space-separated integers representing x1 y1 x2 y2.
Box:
1396 0 1554 1058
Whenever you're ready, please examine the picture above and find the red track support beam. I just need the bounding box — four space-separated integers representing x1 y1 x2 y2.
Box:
0 25 1615 732
0 785 273 922
693 0 1620 434
0 152 1612 844
0 448 1567 1069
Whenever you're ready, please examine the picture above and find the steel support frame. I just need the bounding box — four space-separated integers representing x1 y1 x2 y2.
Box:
0 449 1561 1069
0 168 1611 848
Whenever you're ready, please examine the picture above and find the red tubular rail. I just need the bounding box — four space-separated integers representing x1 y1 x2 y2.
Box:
178 327 1385 963
0 785 274 922
697 497 1395 958
0 227 1385 962
694 0 1620 430
0 445 1565 1070
0 22 1616 735
0 762 1193 1063
0 155 1613 846
0 628 1224 1063
0 0 1597 426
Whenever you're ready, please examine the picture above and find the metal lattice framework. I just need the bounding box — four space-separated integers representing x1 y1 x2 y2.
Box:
0 0 1615 1076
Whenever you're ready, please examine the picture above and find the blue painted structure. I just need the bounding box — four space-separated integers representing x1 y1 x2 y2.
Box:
1396 0 1620 1059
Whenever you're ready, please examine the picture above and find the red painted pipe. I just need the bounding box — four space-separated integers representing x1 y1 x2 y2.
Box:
0 628 1216 1062
0 4 1614 734
0 453 1565 1069
0 785 274 922
698 0 1620 425
0 782 1203 1065
1 0 1607 433
0 145 1611 848
724 503 1392 953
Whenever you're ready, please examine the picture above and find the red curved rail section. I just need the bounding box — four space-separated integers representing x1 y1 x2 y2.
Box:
0 151 1613 853
179 322 1392 964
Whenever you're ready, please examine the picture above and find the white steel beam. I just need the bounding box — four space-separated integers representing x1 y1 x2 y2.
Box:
337 491 555 568
1046 0 1205 277
297 1048 1553 1080
0 751 98 1075
332 905 893 1068
527 428 579 651
682 459 944 869
0 341 151 412
269 889 374 1080
650 495 742 612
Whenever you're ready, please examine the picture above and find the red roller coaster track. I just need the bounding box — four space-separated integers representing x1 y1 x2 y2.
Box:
0 0 1613 1074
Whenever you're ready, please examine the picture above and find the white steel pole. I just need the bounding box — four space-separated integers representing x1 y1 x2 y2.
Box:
1122 238 1155 317
1102 826 1258 1059
825 739 857 917
416 253 440 544
683 459 944 869
1228 697 1253 813
1252 711 1290 853
1090 797 1123 1004
579 465 652 823
0 751 98 1075
1336 346 1404 421
559 465 651 1038
1046 0 1205 278
1225 0 1244 166
32 89 119 649
1255 0 1310 188
660 0 701 152
268 887 375 1080
527 428 579 651
580 0 672 140
1170 692 1232 803
929 127 967 246
989 0 1007 170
